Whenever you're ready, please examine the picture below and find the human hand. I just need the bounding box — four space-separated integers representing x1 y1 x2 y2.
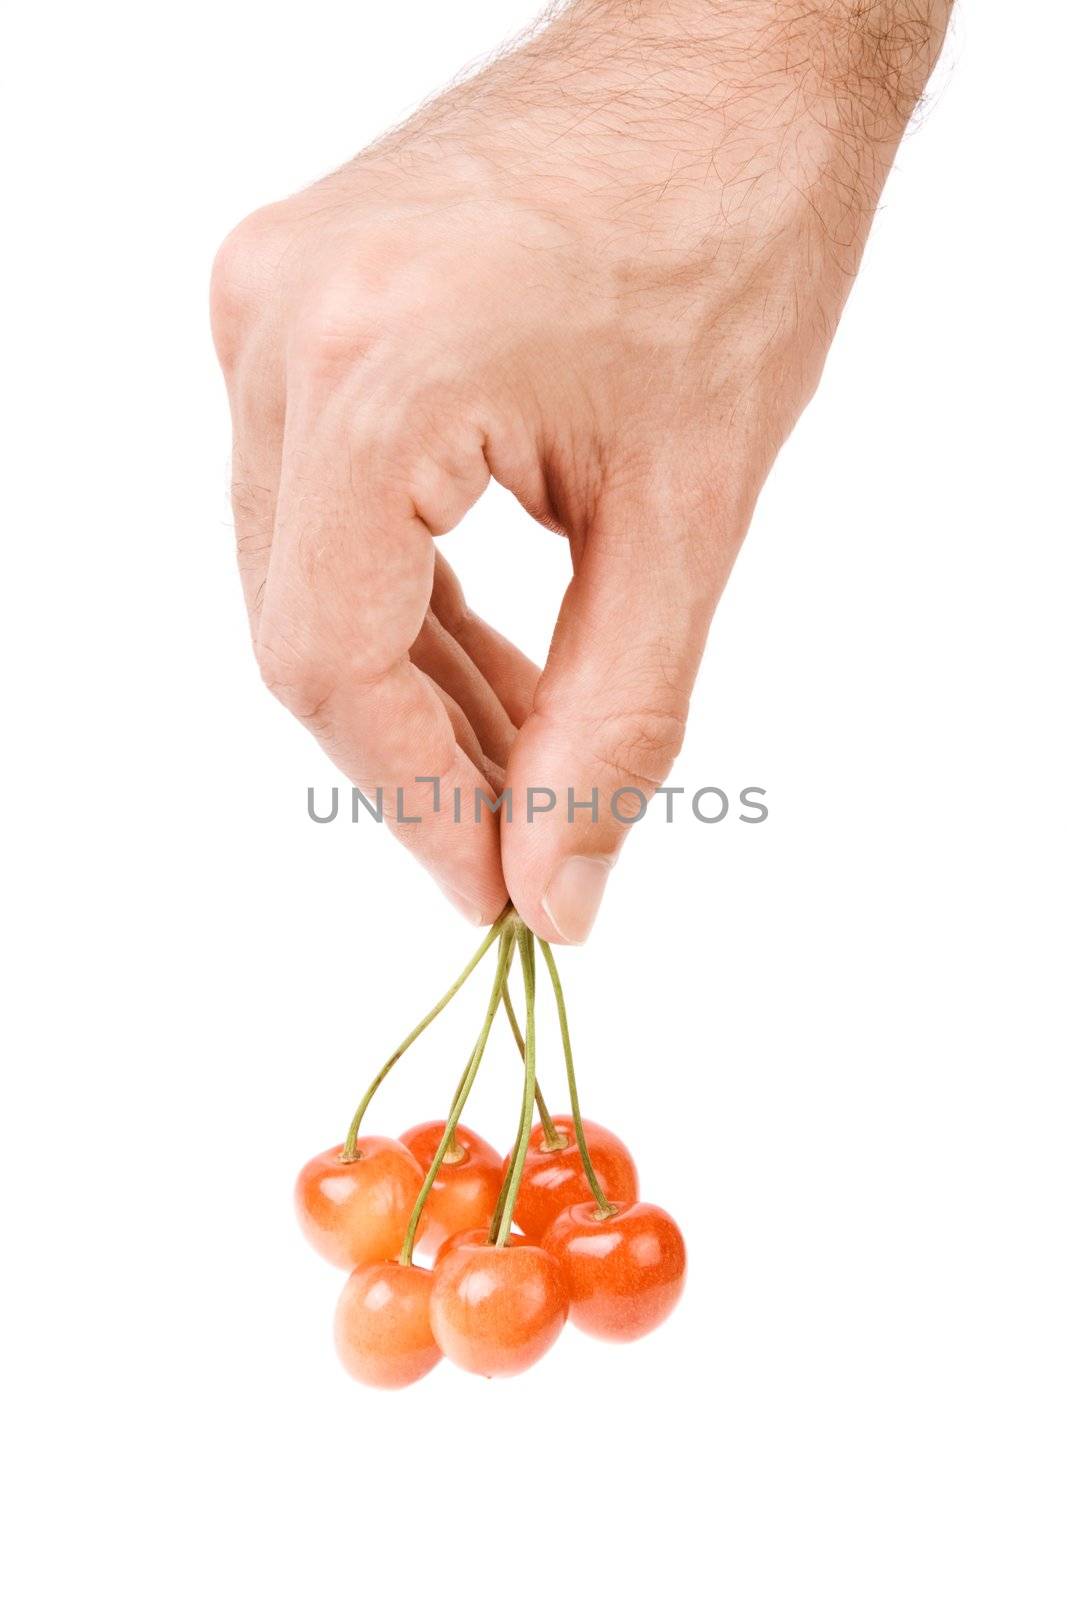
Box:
211 0 949 940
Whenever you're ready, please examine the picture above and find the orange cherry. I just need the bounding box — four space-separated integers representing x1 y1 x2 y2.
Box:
509 1116 638 1241
294 1139 423 1269
541 1200 686 1341
429 1242 568 1377
434 1226 524 1267
334 1260 441 1388
398 1121 503 1255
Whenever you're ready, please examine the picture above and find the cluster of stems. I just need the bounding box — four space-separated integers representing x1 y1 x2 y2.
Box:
340 906 615 1266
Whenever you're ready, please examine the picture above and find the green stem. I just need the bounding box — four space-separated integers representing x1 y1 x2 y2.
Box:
490 958 538 1243
538 938 615 1218
443 982 521 1143
398 930 515 1265
501 977 560 1145
491 927 538 1245
341 909 510 1161
488 1077 525 1243
443 1061 468 1145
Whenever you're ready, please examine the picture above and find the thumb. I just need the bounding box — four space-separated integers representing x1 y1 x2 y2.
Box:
501 484 738 943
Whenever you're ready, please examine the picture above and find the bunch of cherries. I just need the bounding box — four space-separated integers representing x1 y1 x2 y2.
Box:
295 912 686 1385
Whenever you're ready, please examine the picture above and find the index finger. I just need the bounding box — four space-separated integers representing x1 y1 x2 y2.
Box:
257 385 505 923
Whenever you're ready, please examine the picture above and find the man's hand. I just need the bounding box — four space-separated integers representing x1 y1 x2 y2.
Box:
211 0 949 940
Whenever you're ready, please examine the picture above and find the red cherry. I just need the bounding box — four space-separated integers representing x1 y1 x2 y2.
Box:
434 1226 524 1268
509 1116 638 1241
334 1261 440 1388
398 1121 502 1254
429 1242 568 1377
294 1139 423 1269
541 1200 686 1341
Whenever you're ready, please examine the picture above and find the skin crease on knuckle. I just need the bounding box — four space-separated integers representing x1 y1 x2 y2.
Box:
518 697 689 823
213 0 950 919
253 618 339 728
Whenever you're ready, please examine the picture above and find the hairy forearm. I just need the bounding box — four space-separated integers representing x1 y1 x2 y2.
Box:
514 0 952 154
390 0 952 269
566 0 952 107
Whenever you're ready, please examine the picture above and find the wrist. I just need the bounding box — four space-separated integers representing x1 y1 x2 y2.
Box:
564 0 951 146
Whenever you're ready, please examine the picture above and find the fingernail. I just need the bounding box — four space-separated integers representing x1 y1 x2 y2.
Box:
541 856 612 944
441 884 487 925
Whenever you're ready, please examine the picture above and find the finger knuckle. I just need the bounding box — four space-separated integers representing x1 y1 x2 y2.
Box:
209 209 279 370
591 706 688 793
287 305 360 387
287 275 395 391
285 227 460 388
254 623 336 730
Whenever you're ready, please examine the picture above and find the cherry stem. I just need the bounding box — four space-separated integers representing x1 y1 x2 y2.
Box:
341 908 511 1162
398 929 515 1266
441 976 539 1148
537 938 615 1218
487 1066 526 1244
490 926 538 1245
501 977 560 1145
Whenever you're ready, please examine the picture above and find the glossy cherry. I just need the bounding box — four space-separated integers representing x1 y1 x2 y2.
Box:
294 1139 424 1269
509 1116 639 1242
334 1261 440 1387
434 1226 524 1267
399 1121 503 1255
429 1241 568 1377
541 1200 686 1341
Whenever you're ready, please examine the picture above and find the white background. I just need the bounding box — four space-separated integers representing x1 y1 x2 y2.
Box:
3 4 1065 1596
